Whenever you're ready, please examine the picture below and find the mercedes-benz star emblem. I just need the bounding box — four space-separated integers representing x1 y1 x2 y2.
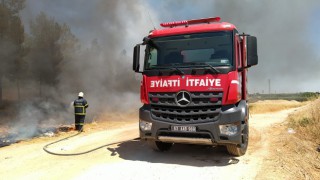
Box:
175 91 192 107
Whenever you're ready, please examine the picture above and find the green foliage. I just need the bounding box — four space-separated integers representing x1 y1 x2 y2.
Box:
0 2 78 101
300 92 320 101
298 117 311 127
0 0 25 103
0 0 25 15
249 92 320 102
0 1 25 78
27 12 77 88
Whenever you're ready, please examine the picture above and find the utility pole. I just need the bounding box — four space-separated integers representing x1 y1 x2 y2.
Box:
268 79 271 94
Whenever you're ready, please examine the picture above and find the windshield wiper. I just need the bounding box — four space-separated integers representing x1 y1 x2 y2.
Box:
171 67 184 75
175 62 220 74
150 62 219 75
150 65 185 75
202 63 220 74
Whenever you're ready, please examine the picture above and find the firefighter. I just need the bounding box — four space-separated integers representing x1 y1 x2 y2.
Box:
73 92 89 131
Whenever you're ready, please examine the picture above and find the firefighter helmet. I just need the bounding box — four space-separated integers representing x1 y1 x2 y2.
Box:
78 92 84 97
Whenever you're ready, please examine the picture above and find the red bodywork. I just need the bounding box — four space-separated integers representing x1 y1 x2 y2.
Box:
141 72 241 105
149 22 236 38
141 17 246 106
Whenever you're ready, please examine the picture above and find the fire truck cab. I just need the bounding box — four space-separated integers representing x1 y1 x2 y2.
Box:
133 17 258 156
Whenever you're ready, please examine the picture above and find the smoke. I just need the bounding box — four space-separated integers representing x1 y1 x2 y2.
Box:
211 0 320 93
147 0 320 92
56 0 157 114
8 100 71 140
3 0 320 140
1 0 158 140
0 39 17 76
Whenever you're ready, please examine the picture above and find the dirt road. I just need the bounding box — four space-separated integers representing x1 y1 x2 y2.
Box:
0 108 299 180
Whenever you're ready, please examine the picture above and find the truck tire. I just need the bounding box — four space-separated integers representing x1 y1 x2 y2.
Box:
226 121 249 156
147 140 173 152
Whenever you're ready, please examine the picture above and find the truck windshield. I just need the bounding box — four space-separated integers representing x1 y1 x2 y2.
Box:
145 31 233 70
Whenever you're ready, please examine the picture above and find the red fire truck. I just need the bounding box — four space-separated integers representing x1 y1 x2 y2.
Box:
133 17 258 156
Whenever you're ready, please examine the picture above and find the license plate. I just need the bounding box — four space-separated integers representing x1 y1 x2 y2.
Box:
171 125 196 132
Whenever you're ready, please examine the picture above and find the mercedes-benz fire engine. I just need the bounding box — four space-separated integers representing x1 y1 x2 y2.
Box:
133 17 258 156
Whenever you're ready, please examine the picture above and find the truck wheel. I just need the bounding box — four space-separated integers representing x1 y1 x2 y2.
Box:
226 121 249 156
147 140 173 152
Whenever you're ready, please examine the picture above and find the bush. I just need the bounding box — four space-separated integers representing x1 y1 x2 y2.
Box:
298 117 311 127
249 92 320 102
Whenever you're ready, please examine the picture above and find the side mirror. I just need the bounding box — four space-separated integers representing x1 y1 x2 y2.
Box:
247 36 258 67
133 44 140 72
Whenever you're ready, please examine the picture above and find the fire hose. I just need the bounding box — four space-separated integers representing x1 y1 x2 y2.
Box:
43 128 140 156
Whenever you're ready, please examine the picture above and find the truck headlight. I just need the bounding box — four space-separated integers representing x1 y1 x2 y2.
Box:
140 120 152 131
219 124 238 136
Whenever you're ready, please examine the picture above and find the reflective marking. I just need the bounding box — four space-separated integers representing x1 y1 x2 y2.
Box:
231 80 239 84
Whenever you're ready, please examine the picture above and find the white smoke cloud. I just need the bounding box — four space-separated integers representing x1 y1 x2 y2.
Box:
149 0 320 92
5 0 160 140
7 0 319 140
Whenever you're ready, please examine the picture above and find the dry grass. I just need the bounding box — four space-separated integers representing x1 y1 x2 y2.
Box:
288 98 320 144
257 123 320 180
272 98 320 179
249 100 305 114
256 99 320 180
87 111 138 130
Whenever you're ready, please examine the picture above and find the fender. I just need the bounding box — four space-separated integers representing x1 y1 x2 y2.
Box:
219 100 248 124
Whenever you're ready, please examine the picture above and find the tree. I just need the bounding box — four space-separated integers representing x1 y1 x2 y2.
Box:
0 0 25 105
10 15 25 101
27 12 76 99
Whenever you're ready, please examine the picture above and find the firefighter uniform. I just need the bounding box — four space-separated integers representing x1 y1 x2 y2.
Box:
73 93 89 131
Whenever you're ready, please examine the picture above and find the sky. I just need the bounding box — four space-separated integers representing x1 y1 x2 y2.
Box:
20 0 320 93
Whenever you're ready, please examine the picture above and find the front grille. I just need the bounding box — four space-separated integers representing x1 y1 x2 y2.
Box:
149 92 223 124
